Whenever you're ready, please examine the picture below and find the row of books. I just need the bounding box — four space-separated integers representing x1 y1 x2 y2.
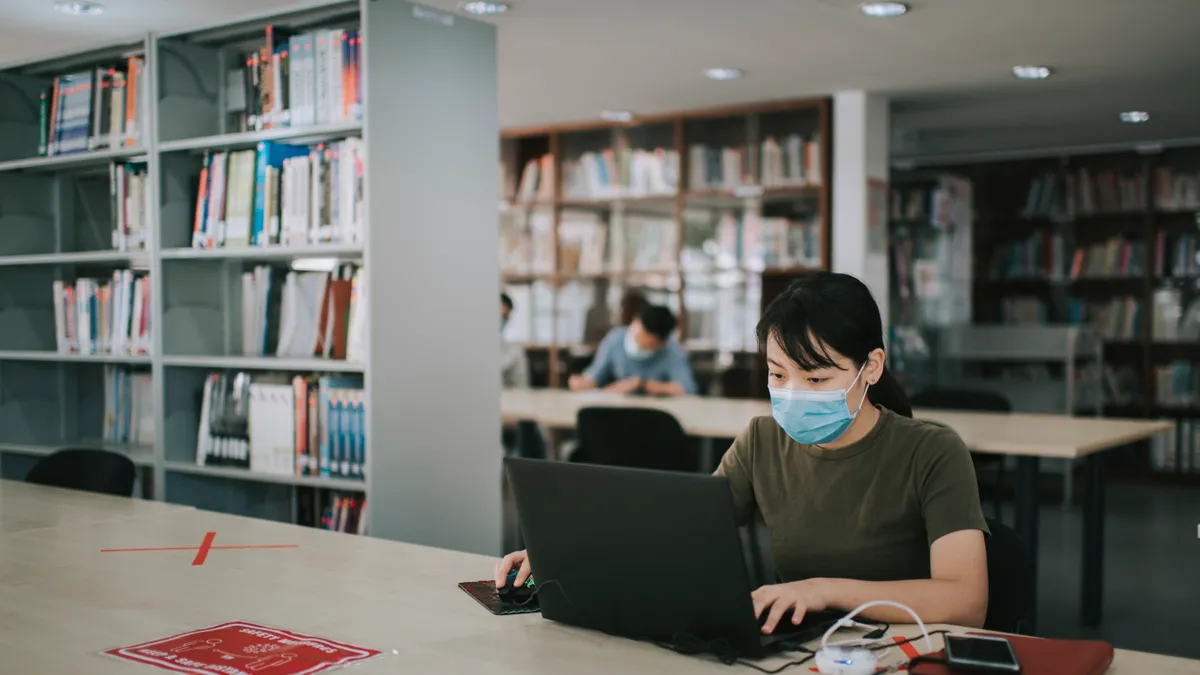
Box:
1150 288 1200 342
689 212 822 271
39 56 145 157
1149 418 1200 473
990 234 1148 280
309 493 367 534
562 148 680 200
1153 168 1200 212
512 154 555 204
1155 231 1200 278
1021 169 1148 219
229 25 362 134
192 138 363 249
685 134 822 191
241 263 364 362
499 210 678 275
102 366 154 446
196 372 365 479
111 162 151 251
1155 361 1200 408
53 271 151 356
1068 296 1141 340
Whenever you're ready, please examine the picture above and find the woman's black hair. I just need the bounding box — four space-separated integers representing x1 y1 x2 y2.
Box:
755 271 913 418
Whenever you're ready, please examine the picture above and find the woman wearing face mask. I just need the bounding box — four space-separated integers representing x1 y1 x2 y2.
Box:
496 272 988 632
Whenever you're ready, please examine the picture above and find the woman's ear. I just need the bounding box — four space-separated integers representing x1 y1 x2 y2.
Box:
866 348 886 385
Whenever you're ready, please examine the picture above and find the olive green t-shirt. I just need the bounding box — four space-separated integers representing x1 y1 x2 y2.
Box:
715 406 988 583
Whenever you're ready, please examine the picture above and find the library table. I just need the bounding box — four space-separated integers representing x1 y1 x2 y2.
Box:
2 481 1197 675
500 389 1175 632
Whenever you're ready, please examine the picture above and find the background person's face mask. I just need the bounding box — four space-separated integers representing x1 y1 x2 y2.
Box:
768 363 869 445
624 329 655 360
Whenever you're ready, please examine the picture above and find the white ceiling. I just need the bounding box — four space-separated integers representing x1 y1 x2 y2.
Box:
4 0 1199 159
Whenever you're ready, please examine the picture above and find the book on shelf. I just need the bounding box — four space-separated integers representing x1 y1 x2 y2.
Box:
53 270 151 355
243 262 363 361
1000 296 1048 325
759 133 821 188
500 209 555 275
1153 167 1200 212
618 213 678 271
192 138 364 249
512 154 555 204
685 211 820 271
558 210 608 275
688 143 749 191
1150 418 1200 473
1069 237 1147 279
1021 168 1147 219
1155 360 1198 409
196 371 366 480
298 491 367 533
102 365 154 446
225 25 362 134
40 55 145 157
111 161 151 251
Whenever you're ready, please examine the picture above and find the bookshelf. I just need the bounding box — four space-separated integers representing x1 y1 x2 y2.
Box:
0 1 501 551
499 99 832 397
931 147 1200 481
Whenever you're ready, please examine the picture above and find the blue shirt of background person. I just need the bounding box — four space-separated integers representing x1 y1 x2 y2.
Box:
568 305 698 396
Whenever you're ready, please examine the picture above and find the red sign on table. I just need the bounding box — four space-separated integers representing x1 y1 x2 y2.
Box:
106 621 380 675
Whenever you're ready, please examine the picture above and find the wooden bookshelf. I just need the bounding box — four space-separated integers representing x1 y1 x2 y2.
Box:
925 148 1200 481
0 1 503 550
499 98 832 396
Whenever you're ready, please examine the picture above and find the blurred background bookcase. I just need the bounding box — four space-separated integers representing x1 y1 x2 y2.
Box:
499 99 832 398
903 145 1200 483
0 0 501 546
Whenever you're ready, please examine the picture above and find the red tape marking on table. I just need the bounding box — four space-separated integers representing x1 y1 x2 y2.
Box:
101 532 298 566
105 621 379 675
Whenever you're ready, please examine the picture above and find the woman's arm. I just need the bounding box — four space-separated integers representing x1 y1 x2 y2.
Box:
755 529 988 633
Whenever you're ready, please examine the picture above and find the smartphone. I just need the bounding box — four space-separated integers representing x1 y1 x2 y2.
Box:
944 635 1021 673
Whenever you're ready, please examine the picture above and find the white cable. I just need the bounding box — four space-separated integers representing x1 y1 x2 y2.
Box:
820 600 933 653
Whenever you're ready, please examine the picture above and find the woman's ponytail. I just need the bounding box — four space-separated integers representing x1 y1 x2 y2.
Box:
868 366 912 418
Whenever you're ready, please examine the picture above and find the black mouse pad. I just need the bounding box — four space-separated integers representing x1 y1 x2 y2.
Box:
459 580 541 615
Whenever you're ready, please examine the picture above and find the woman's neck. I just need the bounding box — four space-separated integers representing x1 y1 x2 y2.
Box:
820 403 881 450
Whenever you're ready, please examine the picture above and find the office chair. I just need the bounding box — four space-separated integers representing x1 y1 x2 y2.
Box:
910 387 1011 523
25 448 136 497
572 406 697 472
983 517 1033 634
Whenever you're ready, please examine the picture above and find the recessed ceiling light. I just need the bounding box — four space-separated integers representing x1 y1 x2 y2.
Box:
1012 65 1053 80
859 2 909 17
54 1 104 15
457 1 509 15
705 68 744 81
600 110 634 123
1119 111 1150 123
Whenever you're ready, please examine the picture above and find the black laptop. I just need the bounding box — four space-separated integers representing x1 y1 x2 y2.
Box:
503 457 843 659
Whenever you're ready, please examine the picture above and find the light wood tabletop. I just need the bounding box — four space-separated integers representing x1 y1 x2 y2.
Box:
500 389 1174 458
3 481 1197 674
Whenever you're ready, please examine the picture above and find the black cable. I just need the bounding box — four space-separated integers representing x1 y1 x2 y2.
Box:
867 628 951 653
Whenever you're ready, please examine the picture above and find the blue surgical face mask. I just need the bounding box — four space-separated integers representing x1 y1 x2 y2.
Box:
768 363 870 445
624 329 655 361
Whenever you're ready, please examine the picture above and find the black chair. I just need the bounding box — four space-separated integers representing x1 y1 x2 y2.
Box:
25 448 136 497
983 517 1033 634
910 387 1011 522
571 406 697 472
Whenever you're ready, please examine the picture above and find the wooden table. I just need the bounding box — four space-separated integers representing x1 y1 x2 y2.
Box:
501 389 1174 632
3 481 1197 674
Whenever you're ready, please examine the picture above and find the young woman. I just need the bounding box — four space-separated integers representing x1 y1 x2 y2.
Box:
495 272 989 633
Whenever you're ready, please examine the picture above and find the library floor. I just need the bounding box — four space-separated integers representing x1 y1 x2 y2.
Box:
502 480 1200 658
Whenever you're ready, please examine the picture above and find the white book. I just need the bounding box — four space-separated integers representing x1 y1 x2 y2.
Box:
328 29 345 123
242 272 257 356
314 30 331 125
52 281 67 353
196 375 215 466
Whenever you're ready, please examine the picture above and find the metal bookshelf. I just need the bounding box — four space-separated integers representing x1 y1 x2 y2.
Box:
0 1 502 555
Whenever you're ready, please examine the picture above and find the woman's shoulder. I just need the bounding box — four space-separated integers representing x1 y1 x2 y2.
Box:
882 408 971 457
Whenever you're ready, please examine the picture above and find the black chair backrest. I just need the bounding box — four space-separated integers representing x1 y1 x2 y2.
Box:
575 406 696 472
25 448 136 497
983 517 1033 633
910 387 1012 413
514 420 547 460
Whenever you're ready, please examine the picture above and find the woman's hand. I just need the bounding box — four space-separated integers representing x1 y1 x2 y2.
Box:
494 550 532 588
752 579 830 634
